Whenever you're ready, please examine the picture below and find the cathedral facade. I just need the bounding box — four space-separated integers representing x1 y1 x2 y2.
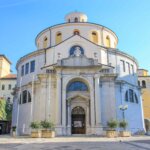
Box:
12 12 145 136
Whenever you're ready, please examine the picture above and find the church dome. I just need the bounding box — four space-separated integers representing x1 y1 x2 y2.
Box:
65 12 88 23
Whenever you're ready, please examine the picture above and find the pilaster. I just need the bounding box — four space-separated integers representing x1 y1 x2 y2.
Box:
94 74 101 126
56 73 62 126
89 77 95 127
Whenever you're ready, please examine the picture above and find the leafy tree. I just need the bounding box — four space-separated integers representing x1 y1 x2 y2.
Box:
0 98 12 121
5 100 13 121
0 99 7 120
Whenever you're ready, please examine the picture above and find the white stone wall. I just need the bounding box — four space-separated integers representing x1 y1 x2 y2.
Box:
0 79 16 102
17 52 45 87
101 80 116 126
115 84 145 133
17 103 32 135
13 13 145 136
36 23 118 49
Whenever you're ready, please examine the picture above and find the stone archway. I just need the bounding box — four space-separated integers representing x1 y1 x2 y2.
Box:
71 106 85 134
65 78 91 135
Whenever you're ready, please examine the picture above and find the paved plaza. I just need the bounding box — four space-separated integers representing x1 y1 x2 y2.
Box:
0 135 150 150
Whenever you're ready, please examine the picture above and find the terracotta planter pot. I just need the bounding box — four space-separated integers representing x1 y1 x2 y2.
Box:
41 130 55 138
106 130 117 138
31 130 41 138
119 131 131 137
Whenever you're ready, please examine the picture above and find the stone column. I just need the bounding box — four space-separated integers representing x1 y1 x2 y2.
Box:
67 101 71 135
40 76 47 121
47 74 51 121
86 105 90 127
62 78 67 135
56 74 62 126
94 75 101 126
67 102 71 127
90 77 95 128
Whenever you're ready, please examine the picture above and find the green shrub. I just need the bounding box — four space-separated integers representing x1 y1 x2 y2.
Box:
107 120 118 130
119 120 128 130
30 121 40 129
12 126 16 132
40 120 54 130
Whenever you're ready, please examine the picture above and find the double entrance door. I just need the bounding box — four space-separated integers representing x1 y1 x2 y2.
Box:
71 107 85 134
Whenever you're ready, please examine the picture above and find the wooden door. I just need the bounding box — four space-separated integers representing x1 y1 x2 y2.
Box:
71 107 85 134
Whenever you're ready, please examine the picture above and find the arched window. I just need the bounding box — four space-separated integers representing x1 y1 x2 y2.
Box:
134 93 138 103
142 80 146 88
70 45 84 56
56 32 62 44
22 90 27 104
138 81 140 87
19 94 22 104
129 89 134 103
125 89 138 104
106 36 111 47
73 29 80 35
19 90 31 104
74 17 78 22
125 91 128 102
28 91 31 102
67 81 88 92
43 37 48 48
91 31 98 44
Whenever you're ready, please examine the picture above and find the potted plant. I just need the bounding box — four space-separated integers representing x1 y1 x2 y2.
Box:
40 120 55 138
12 126 16 137
30 121 41 138
106 120 118 138
119 120 131 137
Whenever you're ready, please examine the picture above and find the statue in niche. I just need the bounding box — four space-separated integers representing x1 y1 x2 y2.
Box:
74 46 81 57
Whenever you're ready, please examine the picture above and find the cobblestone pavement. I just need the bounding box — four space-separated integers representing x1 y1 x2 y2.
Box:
0 135 150 150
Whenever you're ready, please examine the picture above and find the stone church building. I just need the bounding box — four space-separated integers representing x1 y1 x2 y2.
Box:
12 12 145 136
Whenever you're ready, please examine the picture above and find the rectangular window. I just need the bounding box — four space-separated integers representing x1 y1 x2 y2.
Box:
30 60 35 73
21 65 24 76
120 60 125 72
25 63 29 74
8 84 11 90
126 62 130 74
2 85 5 90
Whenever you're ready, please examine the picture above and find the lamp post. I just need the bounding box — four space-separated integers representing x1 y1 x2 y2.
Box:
119 105 128 121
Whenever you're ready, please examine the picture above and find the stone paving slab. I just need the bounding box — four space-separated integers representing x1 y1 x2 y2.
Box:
0 135 150 150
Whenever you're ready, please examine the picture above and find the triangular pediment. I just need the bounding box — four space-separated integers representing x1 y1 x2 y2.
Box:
67 94 90 101
52 34 106 49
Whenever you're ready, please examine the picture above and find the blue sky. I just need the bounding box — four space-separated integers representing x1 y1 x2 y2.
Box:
0 0 150 73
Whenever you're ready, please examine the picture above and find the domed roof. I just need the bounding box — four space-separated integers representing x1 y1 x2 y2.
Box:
65 12 88 23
